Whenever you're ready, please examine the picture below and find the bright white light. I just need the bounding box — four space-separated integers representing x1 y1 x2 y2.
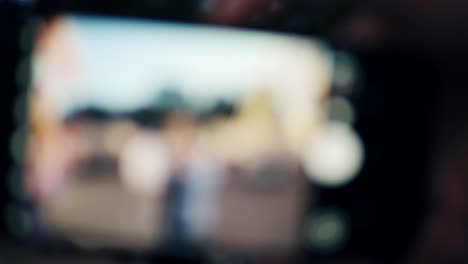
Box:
119 131 170 197
302 121 364 187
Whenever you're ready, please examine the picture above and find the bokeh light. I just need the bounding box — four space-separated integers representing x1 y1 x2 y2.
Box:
7 168 25 201
302 121 364 187
305 208 349 254
13 92 27 123
328 96 355 124
10 127 27 164
15 56 31 89
333 51 357 94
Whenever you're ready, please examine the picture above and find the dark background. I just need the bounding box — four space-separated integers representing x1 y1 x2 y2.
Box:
0 0 466 263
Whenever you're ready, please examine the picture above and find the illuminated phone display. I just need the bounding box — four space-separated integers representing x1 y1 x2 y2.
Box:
24 15 334 253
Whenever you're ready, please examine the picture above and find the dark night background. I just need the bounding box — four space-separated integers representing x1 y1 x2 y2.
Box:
0 1 466 263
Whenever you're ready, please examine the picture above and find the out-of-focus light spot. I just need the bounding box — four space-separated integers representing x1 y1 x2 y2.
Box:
8 168 25 201
14 93 27 123
119 131 170 197
329 96 355 124
10 128 27 164
305 208 349 253
302 122 364 187
15 57 31 89
4 204 33 239
333 52 357 94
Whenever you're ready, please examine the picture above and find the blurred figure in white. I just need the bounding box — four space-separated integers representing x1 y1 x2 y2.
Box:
162 111 225 247
183 143 225 242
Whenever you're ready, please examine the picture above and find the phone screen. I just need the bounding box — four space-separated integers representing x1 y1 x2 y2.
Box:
24 14 333 253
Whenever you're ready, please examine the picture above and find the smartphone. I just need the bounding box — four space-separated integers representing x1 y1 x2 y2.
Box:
22 14 333 255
